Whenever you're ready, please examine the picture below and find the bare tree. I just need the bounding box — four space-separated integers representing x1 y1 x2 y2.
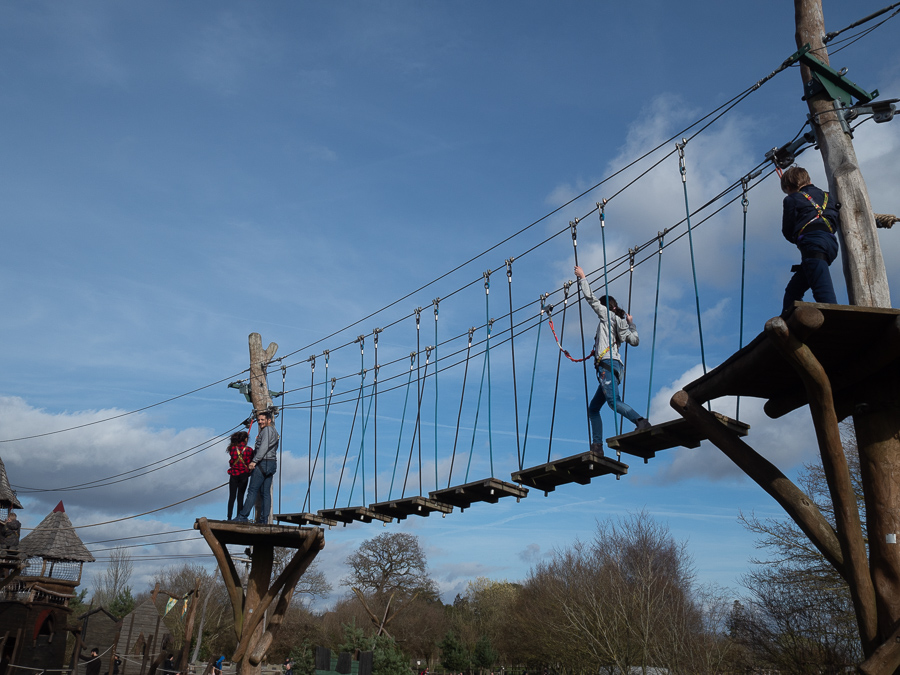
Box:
273 547 332 603
92 546 134 608
519 512 719 674
343 532 437 599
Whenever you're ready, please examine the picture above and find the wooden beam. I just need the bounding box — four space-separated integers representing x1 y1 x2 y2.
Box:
671 390 845 574
767 315 878 653
248 543 322 666
196 518 244 638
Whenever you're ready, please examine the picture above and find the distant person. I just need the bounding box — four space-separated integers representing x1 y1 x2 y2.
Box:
0 513 19 550
575 266 650 454
215 655 225 675
110 653 121 675
780 165 840 316
83 649 102 675
226 431 253 520
162 655 176 675
234 410 279 524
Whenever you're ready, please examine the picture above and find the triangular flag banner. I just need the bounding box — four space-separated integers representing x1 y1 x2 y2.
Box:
182 597 190 616
164 597 177 616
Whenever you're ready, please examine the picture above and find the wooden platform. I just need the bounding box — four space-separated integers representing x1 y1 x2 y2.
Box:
607 413 750 461
682 303 900 420
429 478 528 511
367 495 453 520
274 512 338 527
510 450 627 493
193 519 320 548
318 506 392 525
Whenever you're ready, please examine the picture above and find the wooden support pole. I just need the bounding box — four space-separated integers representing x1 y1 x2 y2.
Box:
671 390 845 574
766 314 878 654
177 578 202 675
196 519 244 636
860 619 900 675
795 0 900 649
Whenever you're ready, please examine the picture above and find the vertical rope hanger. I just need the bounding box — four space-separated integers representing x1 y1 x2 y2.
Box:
374 327 381 503
618 249 636 435
598 200 620 458
569 219 593 444
302 372 334 514
349 335 376 507
647 232 665 420
546 282 572 462
389 352 416 500
465 273 494 482
506 258 522 470
323 350 330 510
521 293 548 470
736 171 760 421
433 299 440 492
676 139 709 380
278 365 286 514
304 355 315 513
402 345 432 498
333 338 366 509
448 327 475 488
414 308 423 493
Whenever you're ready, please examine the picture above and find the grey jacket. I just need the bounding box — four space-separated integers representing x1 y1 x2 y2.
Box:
253 425 280 463
578 277 639 365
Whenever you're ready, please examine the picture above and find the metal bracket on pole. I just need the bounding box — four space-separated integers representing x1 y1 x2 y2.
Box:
787 43 879 107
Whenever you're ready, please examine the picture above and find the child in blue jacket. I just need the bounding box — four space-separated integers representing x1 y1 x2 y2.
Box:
780 166 840 315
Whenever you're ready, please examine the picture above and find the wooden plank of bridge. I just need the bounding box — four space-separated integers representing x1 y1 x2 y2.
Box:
317 506 392 525
367 496 452 520
275 512 338 527
429 478 528 511
607 413 750 461
511 450 627 493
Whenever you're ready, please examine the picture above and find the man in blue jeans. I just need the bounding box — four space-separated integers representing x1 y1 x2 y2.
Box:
235 410 279 524
575 266 650 455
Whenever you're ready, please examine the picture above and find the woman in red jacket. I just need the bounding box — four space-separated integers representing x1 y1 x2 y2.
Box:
226 431 253 520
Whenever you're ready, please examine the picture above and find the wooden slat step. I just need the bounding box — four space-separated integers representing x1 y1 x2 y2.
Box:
368 496 453 520
510 450 627 493
275 512 338 527
430 478 528 511
318 506 392 525
607 413 750 460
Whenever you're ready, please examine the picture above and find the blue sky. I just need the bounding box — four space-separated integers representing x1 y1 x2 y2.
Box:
2 0 900 609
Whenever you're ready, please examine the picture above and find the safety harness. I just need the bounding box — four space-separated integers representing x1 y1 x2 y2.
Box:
797 190 835 238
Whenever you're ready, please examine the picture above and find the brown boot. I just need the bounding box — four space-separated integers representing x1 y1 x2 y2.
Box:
589 442 604 457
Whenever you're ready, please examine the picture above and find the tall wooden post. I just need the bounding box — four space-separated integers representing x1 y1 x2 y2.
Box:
248 333 278 524
795 0 900 652
177 578 202 675
248 333 278 414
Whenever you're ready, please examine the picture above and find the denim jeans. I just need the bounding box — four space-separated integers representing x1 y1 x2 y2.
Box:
588 360 642 445
783 231 839 314
238 459 276 523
